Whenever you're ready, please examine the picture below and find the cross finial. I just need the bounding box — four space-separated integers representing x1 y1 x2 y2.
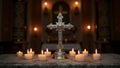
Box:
57 13 63 22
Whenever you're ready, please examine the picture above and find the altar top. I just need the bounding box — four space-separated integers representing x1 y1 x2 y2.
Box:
0 54 120 68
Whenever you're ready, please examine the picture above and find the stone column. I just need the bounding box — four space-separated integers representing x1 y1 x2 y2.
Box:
13 0 25 43
0 0 2 41
98 0 111 42
27 0 31 48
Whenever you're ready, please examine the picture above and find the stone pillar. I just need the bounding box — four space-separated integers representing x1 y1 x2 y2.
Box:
0 0 2 41
71 0 81 43
27 0 31 48
95 0 112 53
98 0 111 42
41 0 50 43
13 0 25 43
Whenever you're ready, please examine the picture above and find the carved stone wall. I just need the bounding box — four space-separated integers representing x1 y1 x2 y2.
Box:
97 0 111 42
12 0 26 43
0 0 2 41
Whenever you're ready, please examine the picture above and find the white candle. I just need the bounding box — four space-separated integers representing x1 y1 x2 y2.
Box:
69 48 76 57
24 49 33 59
29 48 35 55
24 53 33 60
27 49 30 54
93 49 101 60
17 51 23 57
44 48 51 57
38 50 46 61
82 49 88 57
75 50 84 61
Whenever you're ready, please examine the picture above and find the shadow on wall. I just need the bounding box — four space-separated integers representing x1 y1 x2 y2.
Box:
0 41 23 54
111 41 120 54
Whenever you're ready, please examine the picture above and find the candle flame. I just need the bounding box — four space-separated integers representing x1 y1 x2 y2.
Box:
44 2 48 6
75 1 78 5
18 51 21 53
34 27 38 31
27 49 30 54
72 48 74 51
95 49 97 54
46 48 48 52
30 48 32 53
87 25 91 30
84 49 86 51
41 50 43 54
78 50 80 54
17 51 22 54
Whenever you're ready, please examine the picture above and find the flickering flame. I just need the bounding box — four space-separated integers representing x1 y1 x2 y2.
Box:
27 49 30 54
75 1 78 5
87 25 91 30
34 27 38 31
78 50 80 54
95 49 98 54
44 2 48 6
46 48 48 52
41 50 43 54
72 48 74 51
30 48 32 53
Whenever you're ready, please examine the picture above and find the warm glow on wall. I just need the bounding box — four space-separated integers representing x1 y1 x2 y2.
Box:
74 0 80 15
33 27 38 32
87 25 91 30
43 2 49 15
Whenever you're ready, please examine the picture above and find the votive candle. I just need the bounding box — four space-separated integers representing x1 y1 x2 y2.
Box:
17 51 23 57
69 48 76 57
44 48 51 57
38 50 46 61
82 49 88 57
75 50 84 61
93 49 101 60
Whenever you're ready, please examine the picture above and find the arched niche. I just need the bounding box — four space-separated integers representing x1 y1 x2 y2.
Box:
52 1 70 24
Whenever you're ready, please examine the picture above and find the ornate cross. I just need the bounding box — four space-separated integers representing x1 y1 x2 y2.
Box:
47 12 73 50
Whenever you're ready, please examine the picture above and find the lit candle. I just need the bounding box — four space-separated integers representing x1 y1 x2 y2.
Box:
44 48 51 57
24 49 33 60
82 49 88 57
75 1 78 6
27 49 30 54
34 27 38 32
17 51 23 57
75 50 84 61
69 48 76 57
44 2 48 6
38 50 46 61
87 25 91 30
29 48 35 55
93 49 101 60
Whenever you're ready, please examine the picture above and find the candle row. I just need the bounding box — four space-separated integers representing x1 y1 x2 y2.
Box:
17 48 100 61
17 48 51 60
69 48 101 61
